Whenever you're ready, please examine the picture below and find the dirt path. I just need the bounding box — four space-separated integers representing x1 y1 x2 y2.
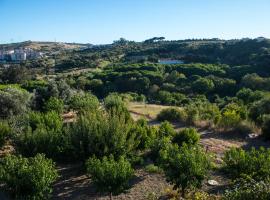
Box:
52 165 171 200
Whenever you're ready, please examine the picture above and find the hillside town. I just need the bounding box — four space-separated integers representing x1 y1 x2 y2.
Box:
0 48 44 62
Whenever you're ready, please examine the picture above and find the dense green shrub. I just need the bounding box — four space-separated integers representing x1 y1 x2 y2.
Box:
160 143 210 197
15 111 70 159
69 92 99 112
0 121 10 147
69 109 140 160
158 121 176 138
132 118 157 149
43 97 64 113
223 147 270 180
172 128 200 146
0 154 58 199
157 108 187 123
249 97 270 125
223 177 270 200
86 155 134 198
0 87 31 118
262 115 270 139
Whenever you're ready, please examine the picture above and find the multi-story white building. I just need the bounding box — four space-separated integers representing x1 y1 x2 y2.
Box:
0 48 43 61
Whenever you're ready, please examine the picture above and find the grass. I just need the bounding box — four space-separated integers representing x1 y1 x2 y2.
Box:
127 102 172 120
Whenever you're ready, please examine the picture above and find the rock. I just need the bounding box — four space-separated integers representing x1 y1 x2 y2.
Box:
208 180 219 186
247 133 258 139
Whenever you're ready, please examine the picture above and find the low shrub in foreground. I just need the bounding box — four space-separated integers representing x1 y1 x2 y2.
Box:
0 154 58 199
160 143 211 197
86 155 134 198
223 147 270 180
223 177 270 200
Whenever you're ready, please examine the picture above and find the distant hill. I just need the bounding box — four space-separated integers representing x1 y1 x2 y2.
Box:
0 41 91 53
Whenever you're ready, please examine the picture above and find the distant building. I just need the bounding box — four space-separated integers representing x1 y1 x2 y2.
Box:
0 48 43 61
158 59 184 65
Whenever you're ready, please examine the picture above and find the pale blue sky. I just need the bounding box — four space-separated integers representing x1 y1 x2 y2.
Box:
0 0 269 44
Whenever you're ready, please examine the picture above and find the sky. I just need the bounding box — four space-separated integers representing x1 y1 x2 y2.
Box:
0 0 270 44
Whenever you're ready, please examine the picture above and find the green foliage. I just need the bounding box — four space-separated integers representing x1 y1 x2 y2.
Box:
218 103 247 129
158 121 176 138
157 108 187 123
15 111 70 160
44 97 64 113
184 102 221 126
0 87 31 118
144 164 162 173
69 109 140 160
132 118 157 149
0 154 58 199
69 92 99 112
160 143 211 197
192 77 215 94
86 155 134 195
223 177 270 200
223 147 270 180
0 121 10 147
172 128 200 146
249 97 270 125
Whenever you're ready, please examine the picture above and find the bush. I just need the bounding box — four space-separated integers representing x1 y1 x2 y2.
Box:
0 121 10 147
160 143 211 197
219 110 241 129
145 164 162 173
157 108 187 123
223 177 270 200
249 98 270 125
69 109 140 160
0 87 31 118
223 147 270 180
172 128 200 146
15 111 71 160
0 154 58 199
158 121 176 138
262 115 270 140
132 119 157 149
234 120 257 135
43 97 64 113
69 92 99 112
86 155 134 198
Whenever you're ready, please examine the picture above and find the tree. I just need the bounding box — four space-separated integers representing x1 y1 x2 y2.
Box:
0 87 31 118
0 65 31 84
192 78 215 94
0 154 58 199
160 143 210 197
86 155 134 199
